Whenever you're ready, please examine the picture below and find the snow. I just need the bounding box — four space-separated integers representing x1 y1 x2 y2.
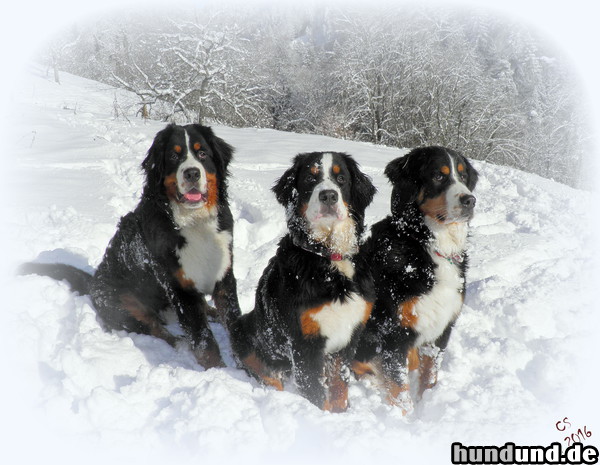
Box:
3 64 599 463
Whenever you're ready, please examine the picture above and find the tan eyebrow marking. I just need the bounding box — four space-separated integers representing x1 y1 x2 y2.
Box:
174 145 182 153
310 165 319 175
441 166 450 175
333 165 341 174
193 142 201 151
458 163 465 172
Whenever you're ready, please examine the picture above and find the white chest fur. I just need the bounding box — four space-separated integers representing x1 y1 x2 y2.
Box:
413 252 464 346
411 223 467 346
310 292 368 354
176 220 232 294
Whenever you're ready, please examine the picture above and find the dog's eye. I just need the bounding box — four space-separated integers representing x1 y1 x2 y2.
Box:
336 175 345 184
434 173 446 182
196 151 207 160
305 175 316 183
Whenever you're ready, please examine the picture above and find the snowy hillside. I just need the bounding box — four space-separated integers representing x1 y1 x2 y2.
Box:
3 64 598 463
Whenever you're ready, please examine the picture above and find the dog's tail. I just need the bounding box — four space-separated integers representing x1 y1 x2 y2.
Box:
17 262 93 296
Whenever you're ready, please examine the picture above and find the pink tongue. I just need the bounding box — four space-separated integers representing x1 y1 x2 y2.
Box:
184 191 203 202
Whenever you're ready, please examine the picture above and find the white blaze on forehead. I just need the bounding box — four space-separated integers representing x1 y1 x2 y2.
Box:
176 130 208 193
186 130 195 154
446 150 458 181
445 149 469 189
316 153 339 191
321 152 334 180
305 153 347 222
304 153 357 256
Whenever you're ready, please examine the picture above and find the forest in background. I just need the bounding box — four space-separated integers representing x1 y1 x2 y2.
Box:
39 3 591 187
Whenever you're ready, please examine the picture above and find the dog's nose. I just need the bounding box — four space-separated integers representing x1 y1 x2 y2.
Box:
460 194 476 209
183 168 201 183
319 189 339 206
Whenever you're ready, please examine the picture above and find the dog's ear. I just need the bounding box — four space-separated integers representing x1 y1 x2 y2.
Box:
272 156 301 207
343 154 377 215
462 156 479 191
385 150 421 207
142 124 173 191
193 125 234 171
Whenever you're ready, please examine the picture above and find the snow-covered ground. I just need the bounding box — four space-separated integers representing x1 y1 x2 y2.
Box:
3 64 598 463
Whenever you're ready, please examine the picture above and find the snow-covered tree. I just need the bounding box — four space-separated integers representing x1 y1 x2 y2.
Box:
44 3 590 187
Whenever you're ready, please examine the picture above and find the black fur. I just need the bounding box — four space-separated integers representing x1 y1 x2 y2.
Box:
231 152 376 411
354 146 479 410
19 124 241 369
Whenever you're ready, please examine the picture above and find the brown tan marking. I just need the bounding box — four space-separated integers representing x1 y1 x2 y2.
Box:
408 347 420 371
193 142 201 151
300 304 326 336
205 172 219 211
174 268 195 288
118 293 176 345
386 379 409 399
242 352 284 391
385 379 410 414
351 360 375 378
419 193 448 222
174 145 182 153
362 302 374 325
163 173 179 201
458 163 464 172
195 346 225 369
299 203 308 218
417 351 438 399
332 164 341 174
441 165 450 175
399 297 420 328
310 165 319 175
323 355 349 412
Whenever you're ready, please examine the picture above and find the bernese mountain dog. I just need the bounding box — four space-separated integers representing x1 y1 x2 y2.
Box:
20 124 241 369
230 152 376 412
353 146 478 413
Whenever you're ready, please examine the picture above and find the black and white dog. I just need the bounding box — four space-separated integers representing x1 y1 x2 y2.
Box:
20 124 241 369
353 146 478 413
231 152 376 412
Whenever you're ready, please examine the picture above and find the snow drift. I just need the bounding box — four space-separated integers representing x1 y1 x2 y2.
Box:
2 64 598 463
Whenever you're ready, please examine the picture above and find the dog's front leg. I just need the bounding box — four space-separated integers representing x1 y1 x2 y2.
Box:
323 353 350 412
291 343 327 409
381 328 415 414
212 267 241 328
174 289 225 369
417 322 454 399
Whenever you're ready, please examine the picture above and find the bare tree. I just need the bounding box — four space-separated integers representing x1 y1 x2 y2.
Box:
46 3 590 187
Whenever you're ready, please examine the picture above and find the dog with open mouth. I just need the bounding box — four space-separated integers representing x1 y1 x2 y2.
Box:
353 146 479 413
19 124 241 369
230 151 376 412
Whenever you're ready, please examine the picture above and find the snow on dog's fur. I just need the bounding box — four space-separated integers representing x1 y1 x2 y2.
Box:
19 124 242 369
231 151 376 412
353 146 478 414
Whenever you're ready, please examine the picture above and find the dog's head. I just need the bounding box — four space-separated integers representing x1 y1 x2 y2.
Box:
273 152 376 256
385 146 478 224
142 124 233 220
